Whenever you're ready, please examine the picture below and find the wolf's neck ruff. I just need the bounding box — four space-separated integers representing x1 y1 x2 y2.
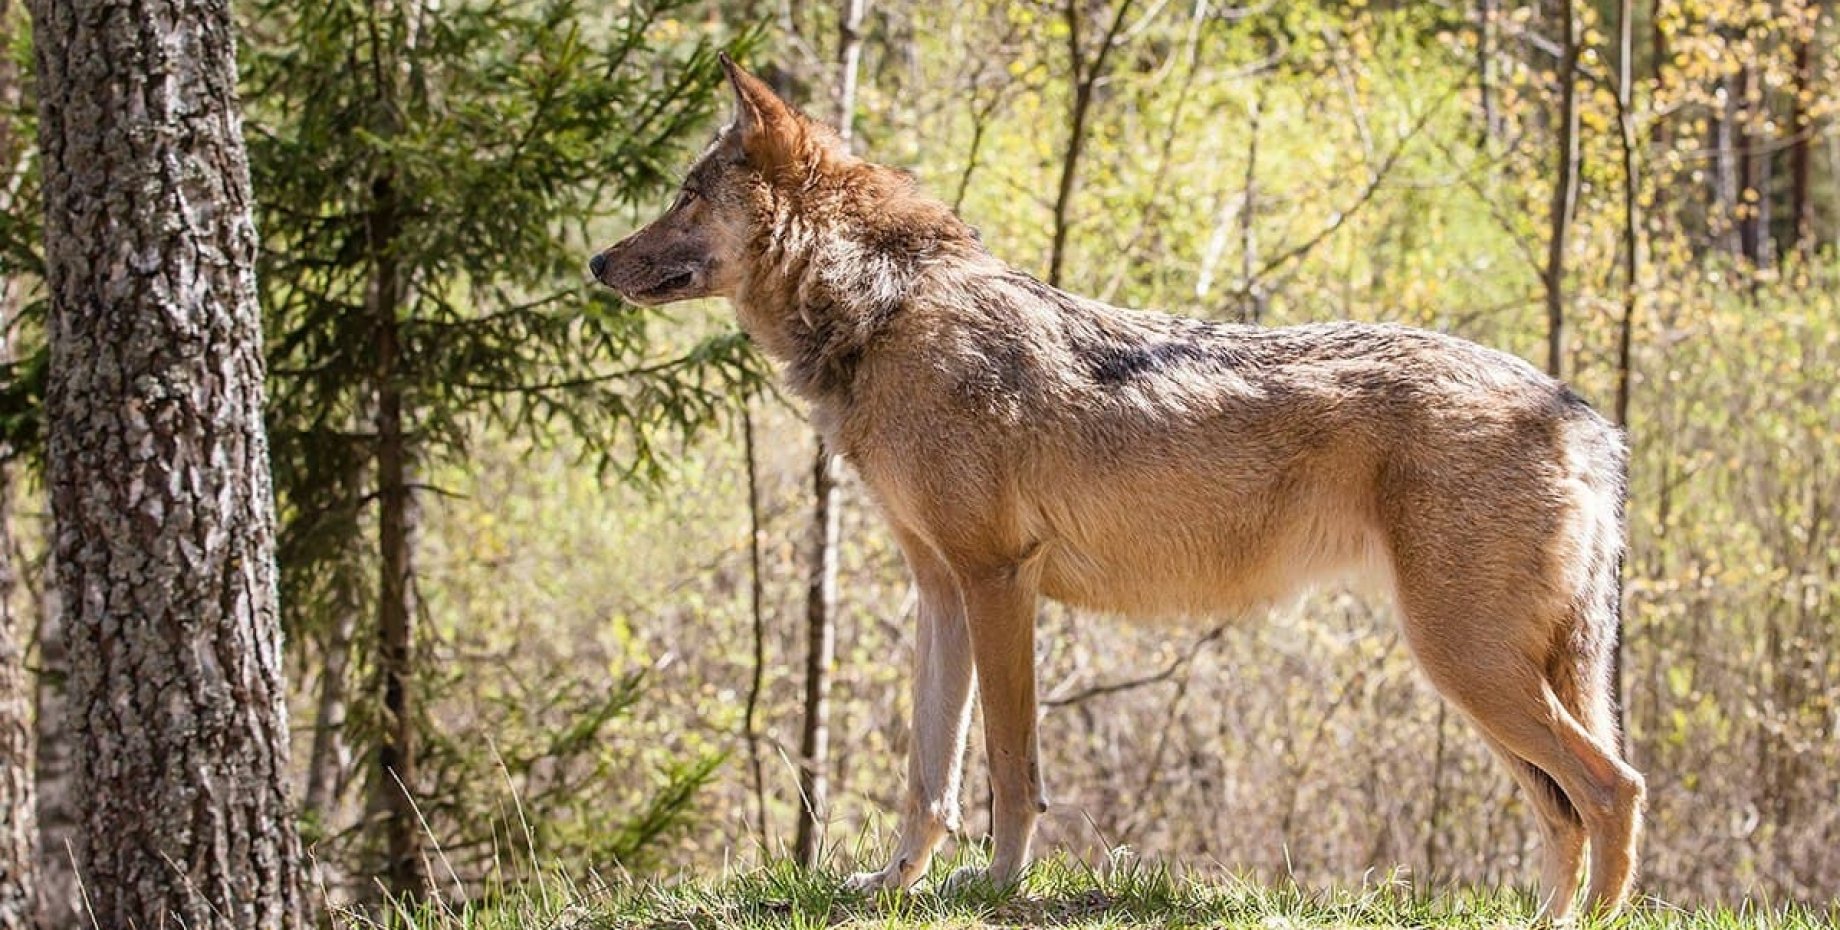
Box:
733 162 991 408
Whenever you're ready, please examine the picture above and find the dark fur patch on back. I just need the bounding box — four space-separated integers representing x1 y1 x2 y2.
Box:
1085 341 1225 384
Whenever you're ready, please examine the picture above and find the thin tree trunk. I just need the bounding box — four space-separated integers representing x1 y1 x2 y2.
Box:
1788 6 1817 258
740 404 770 845
1713 71 1740 255
1735 64 1765 267
794 451 840 868
793 0 866 870
1544 0 1581 379
1612 0 1642 756
0 392 29 930
1047 0 1138 287
369 169 428 901
29 0 305 924
1649 0 1669 235
303 452 366 830
1477 0 1498 145
304 603 358 821
1423 703 1449 885
1614 0 1641 430
29 569 78 930
0 2 34 917
1239 77 1267 324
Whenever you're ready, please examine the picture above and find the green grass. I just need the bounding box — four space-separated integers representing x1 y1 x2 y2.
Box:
341 853 1837 930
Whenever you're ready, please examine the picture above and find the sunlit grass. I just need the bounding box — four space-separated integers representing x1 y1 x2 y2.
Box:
338 850 1838 929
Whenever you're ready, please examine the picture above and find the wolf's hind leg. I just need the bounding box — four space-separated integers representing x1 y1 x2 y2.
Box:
1406 622 1643 919
845 532 975 892
1478 734 1586 920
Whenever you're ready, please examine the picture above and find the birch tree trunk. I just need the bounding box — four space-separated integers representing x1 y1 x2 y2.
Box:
794 0 866 868
1543 0 1581 378
29 573 78 930
0 404 27 930
28 0 305 925
0 2 34 921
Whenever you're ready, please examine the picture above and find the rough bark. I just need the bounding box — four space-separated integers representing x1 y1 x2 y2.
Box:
27 0 305 926
1543 0 1581 378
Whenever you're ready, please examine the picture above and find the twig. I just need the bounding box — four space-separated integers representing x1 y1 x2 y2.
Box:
1043 624 1226 710
739 397 771 846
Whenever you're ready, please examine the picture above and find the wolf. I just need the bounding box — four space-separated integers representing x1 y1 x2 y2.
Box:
590 55 1646 919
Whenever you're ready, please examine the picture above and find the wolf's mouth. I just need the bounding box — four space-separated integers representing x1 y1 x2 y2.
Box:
635 269 696 300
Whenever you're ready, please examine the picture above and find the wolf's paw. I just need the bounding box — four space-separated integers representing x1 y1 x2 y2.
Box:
939 865 1020 897
843 864 912 895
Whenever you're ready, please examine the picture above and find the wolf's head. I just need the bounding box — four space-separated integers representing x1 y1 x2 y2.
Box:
589 55 844 305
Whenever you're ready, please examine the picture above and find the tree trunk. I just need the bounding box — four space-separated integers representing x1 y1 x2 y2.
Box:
0 2 35 919
29 571 78 930
1788 7 1816 258
1544 0 1581 379
1047 0 1138 288
794 451 841 867
1238 77 1267 324
794 0 866 868
1649 0 1669 234
28 0 305 925
1734 64 1766 267
1611 0 1641 758
303 603 358 823
0 400 29 930
1713 71 1740 255
368 170 428 901
1476 0 1498 145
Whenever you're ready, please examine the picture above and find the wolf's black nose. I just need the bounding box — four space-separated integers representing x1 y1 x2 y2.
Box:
589 252 608 278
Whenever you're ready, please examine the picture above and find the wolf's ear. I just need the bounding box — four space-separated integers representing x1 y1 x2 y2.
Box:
719 53 811 170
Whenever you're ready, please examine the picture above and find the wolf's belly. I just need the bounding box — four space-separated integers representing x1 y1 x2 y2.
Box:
1024 491 1389 622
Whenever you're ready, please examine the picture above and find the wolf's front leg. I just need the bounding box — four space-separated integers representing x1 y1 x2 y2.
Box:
942 570 1043 893
845 536 975 893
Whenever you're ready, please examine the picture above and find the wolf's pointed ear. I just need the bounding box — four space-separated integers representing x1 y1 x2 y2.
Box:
719 52 810 170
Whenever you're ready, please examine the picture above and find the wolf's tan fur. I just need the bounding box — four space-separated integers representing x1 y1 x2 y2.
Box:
591 56 1647 919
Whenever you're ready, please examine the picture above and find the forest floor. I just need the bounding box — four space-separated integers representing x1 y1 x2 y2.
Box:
363 855 1835 929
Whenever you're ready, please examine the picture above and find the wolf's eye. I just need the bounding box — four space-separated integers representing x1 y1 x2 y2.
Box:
676 188 700 208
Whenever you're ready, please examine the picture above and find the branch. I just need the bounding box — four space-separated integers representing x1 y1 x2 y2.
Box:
1043 624 1227 710
1231 84 1456 301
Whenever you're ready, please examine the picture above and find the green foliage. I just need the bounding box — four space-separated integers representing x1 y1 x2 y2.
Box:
236 0 762 883
413 670 722 879
0 12 41 464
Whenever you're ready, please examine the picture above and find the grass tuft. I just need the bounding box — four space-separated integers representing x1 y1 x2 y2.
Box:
338 854 1840 929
